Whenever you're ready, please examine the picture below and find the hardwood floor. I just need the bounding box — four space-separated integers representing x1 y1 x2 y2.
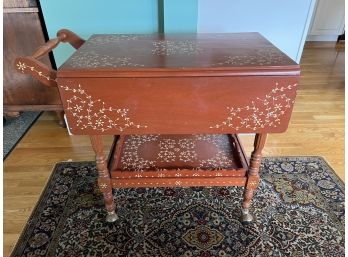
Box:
3 42 344 256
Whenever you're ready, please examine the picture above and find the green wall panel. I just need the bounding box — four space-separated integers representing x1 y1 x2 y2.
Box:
163 0 198 33
40 0 158 67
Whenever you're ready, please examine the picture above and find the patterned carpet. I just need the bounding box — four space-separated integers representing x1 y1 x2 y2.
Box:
11 157 344 257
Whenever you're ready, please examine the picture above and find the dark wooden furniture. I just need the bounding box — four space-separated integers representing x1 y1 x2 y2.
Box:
16 30 300 223
3 0 64 124
337 31 345 42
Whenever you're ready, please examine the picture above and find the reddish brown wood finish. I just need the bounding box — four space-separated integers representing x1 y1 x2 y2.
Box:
242 133 268 209
11 28 85 125
111 177 247 189
90 135 115 213
54 33 299 136
58 76 298 135
108 134 248 188
16 31 300 222
14 29 86 87
58 33 299 77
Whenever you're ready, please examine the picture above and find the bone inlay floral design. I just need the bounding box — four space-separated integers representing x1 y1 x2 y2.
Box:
210 83 297 130
120 135 235 172
152 40 203 56
16 61 55 81
213 49 287 66
121 135 158 171
68 51 145 68
87 35 141 45
60 84 147 132
157 138 197 163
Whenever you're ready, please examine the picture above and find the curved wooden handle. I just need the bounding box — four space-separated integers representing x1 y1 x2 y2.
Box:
14 29 85 87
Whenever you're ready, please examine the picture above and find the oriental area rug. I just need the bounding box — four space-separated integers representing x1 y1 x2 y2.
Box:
11 157 344 257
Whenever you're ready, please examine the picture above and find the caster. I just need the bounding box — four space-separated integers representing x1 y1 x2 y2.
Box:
106 210 118 223
241 208 253 224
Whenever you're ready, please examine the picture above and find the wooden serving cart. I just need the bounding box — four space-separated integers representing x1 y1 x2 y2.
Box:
15 29 300 223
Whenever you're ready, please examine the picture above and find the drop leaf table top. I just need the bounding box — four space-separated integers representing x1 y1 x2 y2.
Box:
56 33 299 135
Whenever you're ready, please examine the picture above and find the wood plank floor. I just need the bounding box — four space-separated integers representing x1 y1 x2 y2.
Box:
3 42 344 256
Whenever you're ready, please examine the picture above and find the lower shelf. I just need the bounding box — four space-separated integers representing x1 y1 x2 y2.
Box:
108 134 249 188
111 176 247 188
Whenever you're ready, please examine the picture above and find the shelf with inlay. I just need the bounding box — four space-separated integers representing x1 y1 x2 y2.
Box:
108 134 248 188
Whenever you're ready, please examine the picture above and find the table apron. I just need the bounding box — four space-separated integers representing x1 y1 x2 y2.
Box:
57 76 299 135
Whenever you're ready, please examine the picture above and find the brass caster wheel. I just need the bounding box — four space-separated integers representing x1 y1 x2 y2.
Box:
241 208 253 224
106 210 118 223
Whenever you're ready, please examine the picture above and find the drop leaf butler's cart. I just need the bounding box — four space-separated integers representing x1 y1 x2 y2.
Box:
15 29 300 223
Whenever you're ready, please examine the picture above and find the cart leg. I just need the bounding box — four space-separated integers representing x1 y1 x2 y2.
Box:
4 111 21 118
55 110 66 128
90 135 118 222
241 133 267 223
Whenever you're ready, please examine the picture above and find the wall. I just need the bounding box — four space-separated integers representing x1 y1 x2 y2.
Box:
41 0 315 65
197 0 316 63
307 0 345 41
163 0 197 33
40 0 158 67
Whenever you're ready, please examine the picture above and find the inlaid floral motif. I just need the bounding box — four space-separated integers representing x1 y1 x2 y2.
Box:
210 83 297 131
68 51 145 68
16 61 55 81
152 40 203 56
121 135 159 171
194 135 238 169
60 84 147 132
213 49 287 66
87 35 141 45
157 138 197 163
120 134 235 171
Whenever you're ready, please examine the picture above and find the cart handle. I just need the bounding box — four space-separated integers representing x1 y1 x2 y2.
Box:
14 29 85 87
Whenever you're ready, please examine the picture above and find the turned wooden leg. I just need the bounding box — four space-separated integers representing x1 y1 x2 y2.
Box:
90 135 118 222
241 133 267 223
55 111 66 128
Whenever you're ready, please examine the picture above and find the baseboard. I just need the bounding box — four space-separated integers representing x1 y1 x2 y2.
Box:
306 35 338 41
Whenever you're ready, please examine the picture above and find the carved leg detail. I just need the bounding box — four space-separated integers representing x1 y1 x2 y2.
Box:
241 133 267 224
241 188 255 223
242 187 255 209
90 135 118 222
